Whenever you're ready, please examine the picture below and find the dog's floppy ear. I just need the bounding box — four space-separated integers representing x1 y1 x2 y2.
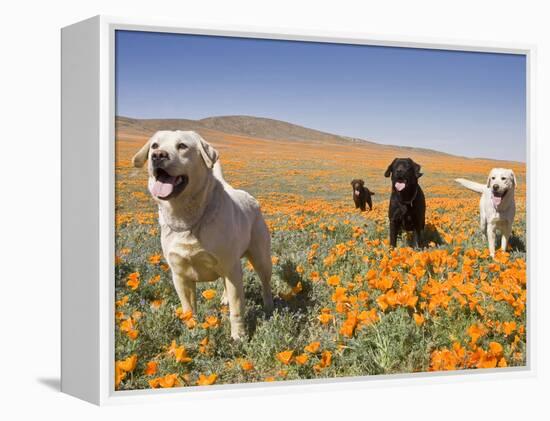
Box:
132 134 155 168
510 170 517 188
384 159 397 177
486 173 492 188
191 132 219 169
412 161 423 178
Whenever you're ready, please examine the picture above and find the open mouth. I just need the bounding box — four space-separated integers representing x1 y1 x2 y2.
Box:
394 179 407 192
491 189 507 206
150 168 188 200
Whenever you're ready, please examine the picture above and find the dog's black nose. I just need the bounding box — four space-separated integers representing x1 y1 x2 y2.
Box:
151 150 169 164
492 184 499 191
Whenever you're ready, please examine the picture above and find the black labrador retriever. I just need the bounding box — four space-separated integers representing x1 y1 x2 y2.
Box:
350 179 375 211
384 158 426 247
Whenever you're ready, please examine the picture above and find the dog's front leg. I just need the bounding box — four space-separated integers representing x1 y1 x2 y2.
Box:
225 264 246 340
172 273 197 314
501 224 512 253
220 278 229 306
389 220 399 247
487 225 497 257
414 229 423 248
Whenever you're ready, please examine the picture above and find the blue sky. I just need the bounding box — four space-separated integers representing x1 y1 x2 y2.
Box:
115 30 526 162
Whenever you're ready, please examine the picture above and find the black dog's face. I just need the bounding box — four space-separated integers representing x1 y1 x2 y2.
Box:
384 158 422 192
351 179 364 196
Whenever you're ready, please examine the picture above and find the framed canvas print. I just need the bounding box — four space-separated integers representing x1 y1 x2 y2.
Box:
61 16 534 405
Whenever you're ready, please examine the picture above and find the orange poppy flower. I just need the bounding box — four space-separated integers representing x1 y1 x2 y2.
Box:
291 281 303 294
318 313 333 325
145 361 158 376
115 295 129 307
167 340 193 363
313 351 332 371
117 354 137 372
149 254 162 265
115 363 126 388
149 373 180 389
175 307 193 321
150 299 163 310
202 315 220 329
202 289 216 300
148 274 161 285
413 313 425 326
276 350 294 365
310 271 321 282
327 275 341 287
126 272 140 290
502 321 517 336
295 354 309 365
197 373 217 386
304 341 321 353
240 360 254 371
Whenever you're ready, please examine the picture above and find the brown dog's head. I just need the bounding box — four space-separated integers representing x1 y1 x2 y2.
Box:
351 179 365 196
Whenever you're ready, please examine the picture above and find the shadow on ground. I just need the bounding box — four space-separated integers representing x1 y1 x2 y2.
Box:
509 234 526 253
422 223 445 247
244 258 316 337
37 377 60 392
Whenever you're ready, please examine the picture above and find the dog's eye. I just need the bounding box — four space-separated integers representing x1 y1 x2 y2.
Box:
151 143 159 150
501 177 506 181
177 143 188 150
491 176 496 180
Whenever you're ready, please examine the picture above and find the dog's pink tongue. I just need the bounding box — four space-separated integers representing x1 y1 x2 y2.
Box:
150 175 178 198
395 182 406 192
150 180 174 198
492 195 502 206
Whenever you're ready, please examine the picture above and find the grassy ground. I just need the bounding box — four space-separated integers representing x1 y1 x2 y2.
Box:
114 129 526 390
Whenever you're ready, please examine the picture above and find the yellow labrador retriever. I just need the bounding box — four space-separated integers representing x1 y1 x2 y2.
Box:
132 130 274 339
455 168 516 257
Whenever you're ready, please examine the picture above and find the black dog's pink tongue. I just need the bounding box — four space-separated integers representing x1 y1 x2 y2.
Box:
395 182 406 192
150 173 179 198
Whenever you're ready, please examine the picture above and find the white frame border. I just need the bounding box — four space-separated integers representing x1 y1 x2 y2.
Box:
94 15 535 405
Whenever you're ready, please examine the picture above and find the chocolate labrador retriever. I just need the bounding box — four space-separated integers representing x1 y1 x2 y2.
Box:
384 158 426 247
350 179 375 211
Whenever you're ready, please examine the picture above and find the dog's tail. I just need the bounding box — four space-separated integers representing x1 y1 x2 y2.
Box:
455 178 485 193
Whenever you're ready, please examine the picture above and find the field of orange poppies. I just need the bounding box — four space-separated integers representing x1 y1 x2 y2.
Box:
114 124 526 390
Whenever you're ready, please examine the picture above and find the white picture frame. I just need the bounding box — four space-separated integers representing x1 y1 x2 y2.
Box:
61 15 536 405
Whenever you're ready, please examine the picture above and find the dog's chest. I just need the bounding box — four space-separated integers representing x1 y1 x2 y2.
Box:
162 230 220 282
402 210 416 229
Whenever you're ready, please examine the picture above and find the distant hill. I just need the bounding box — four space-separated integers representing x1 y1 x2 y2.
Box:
117 115 375 144
115 115 514 163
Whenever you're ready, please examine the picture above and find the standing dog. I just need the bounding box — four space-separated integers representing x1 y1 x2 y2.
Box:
384 158 426 247
455 168 516 257
132 130 274 340
350 179 375 211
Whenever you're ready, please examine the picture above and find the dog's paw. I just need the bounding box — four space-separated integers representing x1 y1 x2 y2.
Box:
263 300 274 316
220 294 229 306
231 330 246 341
230 322 246 341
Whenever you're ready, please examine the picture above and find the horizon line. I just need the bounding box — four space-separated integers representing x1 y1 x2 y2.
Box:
115 114 526 165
